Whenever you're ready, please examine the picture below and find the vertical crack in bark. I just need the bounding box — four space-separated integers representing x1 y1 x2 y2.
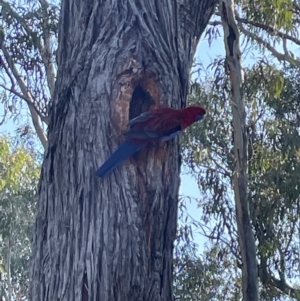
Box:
220 0 258 300
81 272 89 301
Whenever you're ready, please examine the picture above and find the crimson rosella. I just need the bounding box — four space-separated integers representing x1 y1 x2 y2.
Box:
96 105 206 178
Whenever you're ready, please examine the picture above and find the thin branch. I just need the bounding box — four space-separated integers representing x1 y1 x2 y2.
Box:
210 14 300 67
40 32 56 98
1 43 48 149
209 154 231 178
235 16 300 46
293 0 300 13
0 54 16 87
283 216 298 260
238 22 300 68
258 265 300 299
0 0 33 35
209 20 222 26
0 83 29 102
0 110 7 126
1 0 56 97
213 10 300 47
37 0 56 97
195 221 240 259
1 53 50 125
282 38 291 58
38 0 49 9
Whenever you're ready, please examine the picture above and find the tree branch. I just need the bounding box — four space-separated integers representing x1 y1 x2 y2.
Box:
40 31 56 98
195 221 240 260
235 15 300 46
258 265 300 299
210 14 300 68
0 43 48 150
37 0 57 97
237 22 300 67
293 0 300 13
1 0 56 98
0 83 29 102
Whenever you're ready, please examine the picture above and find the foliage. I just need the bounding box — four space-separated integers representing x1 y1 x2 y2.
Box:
207 0 300 67
0 135 40 301
174 198 243 301
178 62 300 300
0 0 59 147
176 0 300 297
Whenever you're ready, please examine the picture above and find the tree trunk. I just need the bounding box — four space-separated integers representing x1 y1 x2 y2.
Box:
29 1 216 301
220 0 258 300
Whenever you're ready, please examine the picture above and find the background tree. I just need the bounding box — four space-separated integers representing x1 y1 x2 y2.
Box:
172 0 300 299
178 62 300 300
0 0 59 149
0 135 40 301
174 203 243 301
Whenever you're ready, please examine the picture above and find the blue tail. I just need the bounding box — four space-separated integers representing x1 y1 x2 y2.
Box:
96 140 146 178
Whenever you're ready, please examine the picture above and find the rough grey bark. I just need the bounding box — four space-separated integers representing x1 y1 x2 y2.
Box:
220 0 258 300
29 1 217 301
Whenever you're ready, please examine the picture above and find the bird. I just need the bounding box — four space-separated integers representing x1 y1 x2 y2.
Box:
96 105 206 178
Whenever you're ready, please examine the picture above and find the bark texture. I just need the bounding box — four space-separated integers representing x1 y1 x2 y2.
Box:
30 1 216 301
220 0 258 300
